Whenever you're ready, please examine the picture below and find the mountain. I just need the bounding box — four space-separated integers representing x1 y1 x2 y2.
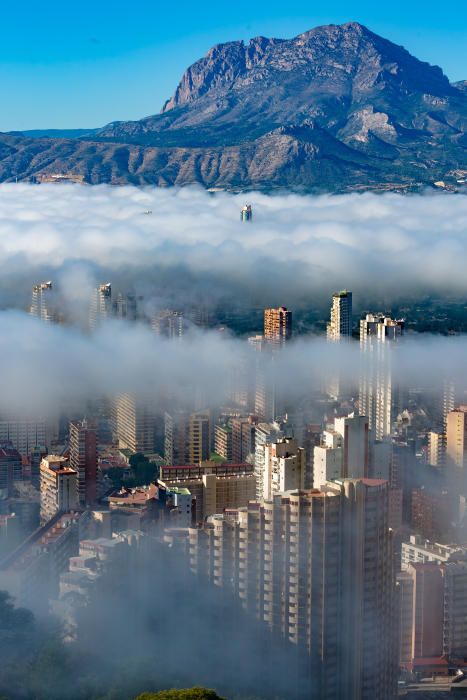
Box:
0 22 466 192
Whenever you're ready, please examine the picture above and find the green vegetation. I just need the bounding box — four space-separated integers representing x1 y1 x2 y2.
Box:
135 689 225 700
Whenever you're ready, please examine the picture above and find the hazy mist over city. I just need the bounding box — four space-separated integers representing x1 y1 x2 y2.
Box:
1 185 467 311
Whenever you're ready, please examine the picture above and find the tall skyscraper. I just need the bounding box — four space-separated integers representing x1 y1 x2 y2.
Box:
151 309 184 339
261 436 305 500
189 478 396 700
264 306 292 348
164 410 189 465
69 419 97 506
112 394 157 455
240 204 252 222
446 406 467 470
114 292 137 321
359 314 404 439
326 290 352 341
189 410 211 464
90 283 112 330
30 281 56 323
40 455 78 524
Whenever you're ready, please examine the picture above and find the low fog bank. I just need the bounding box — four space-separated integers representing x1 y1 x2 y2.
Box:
0 185 467 311
1 310 467 418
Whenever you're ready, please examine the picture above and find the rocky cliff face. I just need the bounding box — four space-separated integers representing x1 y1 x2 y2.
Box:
1 22 466 191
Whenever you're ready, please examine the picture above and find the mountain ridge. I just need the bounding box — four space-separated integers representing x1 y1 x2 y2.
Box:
1 21 466 192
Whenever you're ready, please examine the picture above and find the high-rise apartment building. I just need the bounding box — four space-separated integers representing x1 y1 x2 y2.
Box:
240 204 252 222
446 406 467 470
90 283 112 330
189 479 396 700
313 413 369 488
231 416 257 464
114 292 137 321
264 306 292 348
164 410 189 465
326 290 352 341
359 314 404 439
40 455 78 524
0 419 47 457
214 423 232 461
261 436 304 500
30 281 56 323
254 421 287 500
112 394 156 454
189 410 211 464
159 462 256 523
69 420 97 506
334 412 369 478
427 431 446 467
151 310 184 339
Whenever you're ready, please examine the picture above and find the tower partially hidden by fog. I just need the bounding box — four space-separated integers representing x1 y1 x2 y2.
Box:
89 283 112 330
30 281 55 323
359 314 405 439
264 306 292 348
327 290 352 341
240 204 252 222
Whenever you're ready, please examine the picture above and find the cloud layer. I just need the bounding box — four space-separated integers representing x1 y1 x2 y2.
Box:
1 185 467 312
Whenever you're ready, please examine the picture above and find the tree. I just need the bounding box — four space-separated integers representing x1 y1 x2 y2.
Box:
135 688 225 700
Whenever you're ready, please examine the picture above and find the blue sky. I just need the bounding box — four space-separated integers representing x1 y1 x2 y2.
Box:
1 0 466 131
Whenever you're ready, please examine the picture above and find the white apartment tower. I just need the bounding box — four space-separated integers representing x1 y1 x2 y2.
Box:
359 314 404 439
90 283 112 330
30 281 55 323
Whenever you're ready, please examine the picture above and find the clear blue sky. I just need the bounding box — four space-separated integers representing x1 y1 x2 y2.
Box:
1 0 466 131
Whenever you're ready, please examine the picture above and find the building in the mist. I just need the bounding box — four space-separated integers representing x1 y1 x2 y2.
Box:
427 431 446 467
112 394 157 455
40 455 78 524
443 379 456 429
0 512 80 612
359 314 405 439
89 282 112 330
69 420 97 507
254 421 287 500
326 290 352 341
334 412 369 478
411 487 452 542
214 423 232 462
165 409 211 466
30 281 56 323
159 462 256 523
240 204 252 222
164 410 189 465
397 554 467 671
312 413 369 488
446 406 467 470
231 416 257 464
189 410 211 464
189 479 396 700
114 292 137 321
254 362 278 422
0 443 22 496
247 334 264 352
0 419 48 458
261 436 304 500
313 430 343 489
264 306 292 349
151 309 184 339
